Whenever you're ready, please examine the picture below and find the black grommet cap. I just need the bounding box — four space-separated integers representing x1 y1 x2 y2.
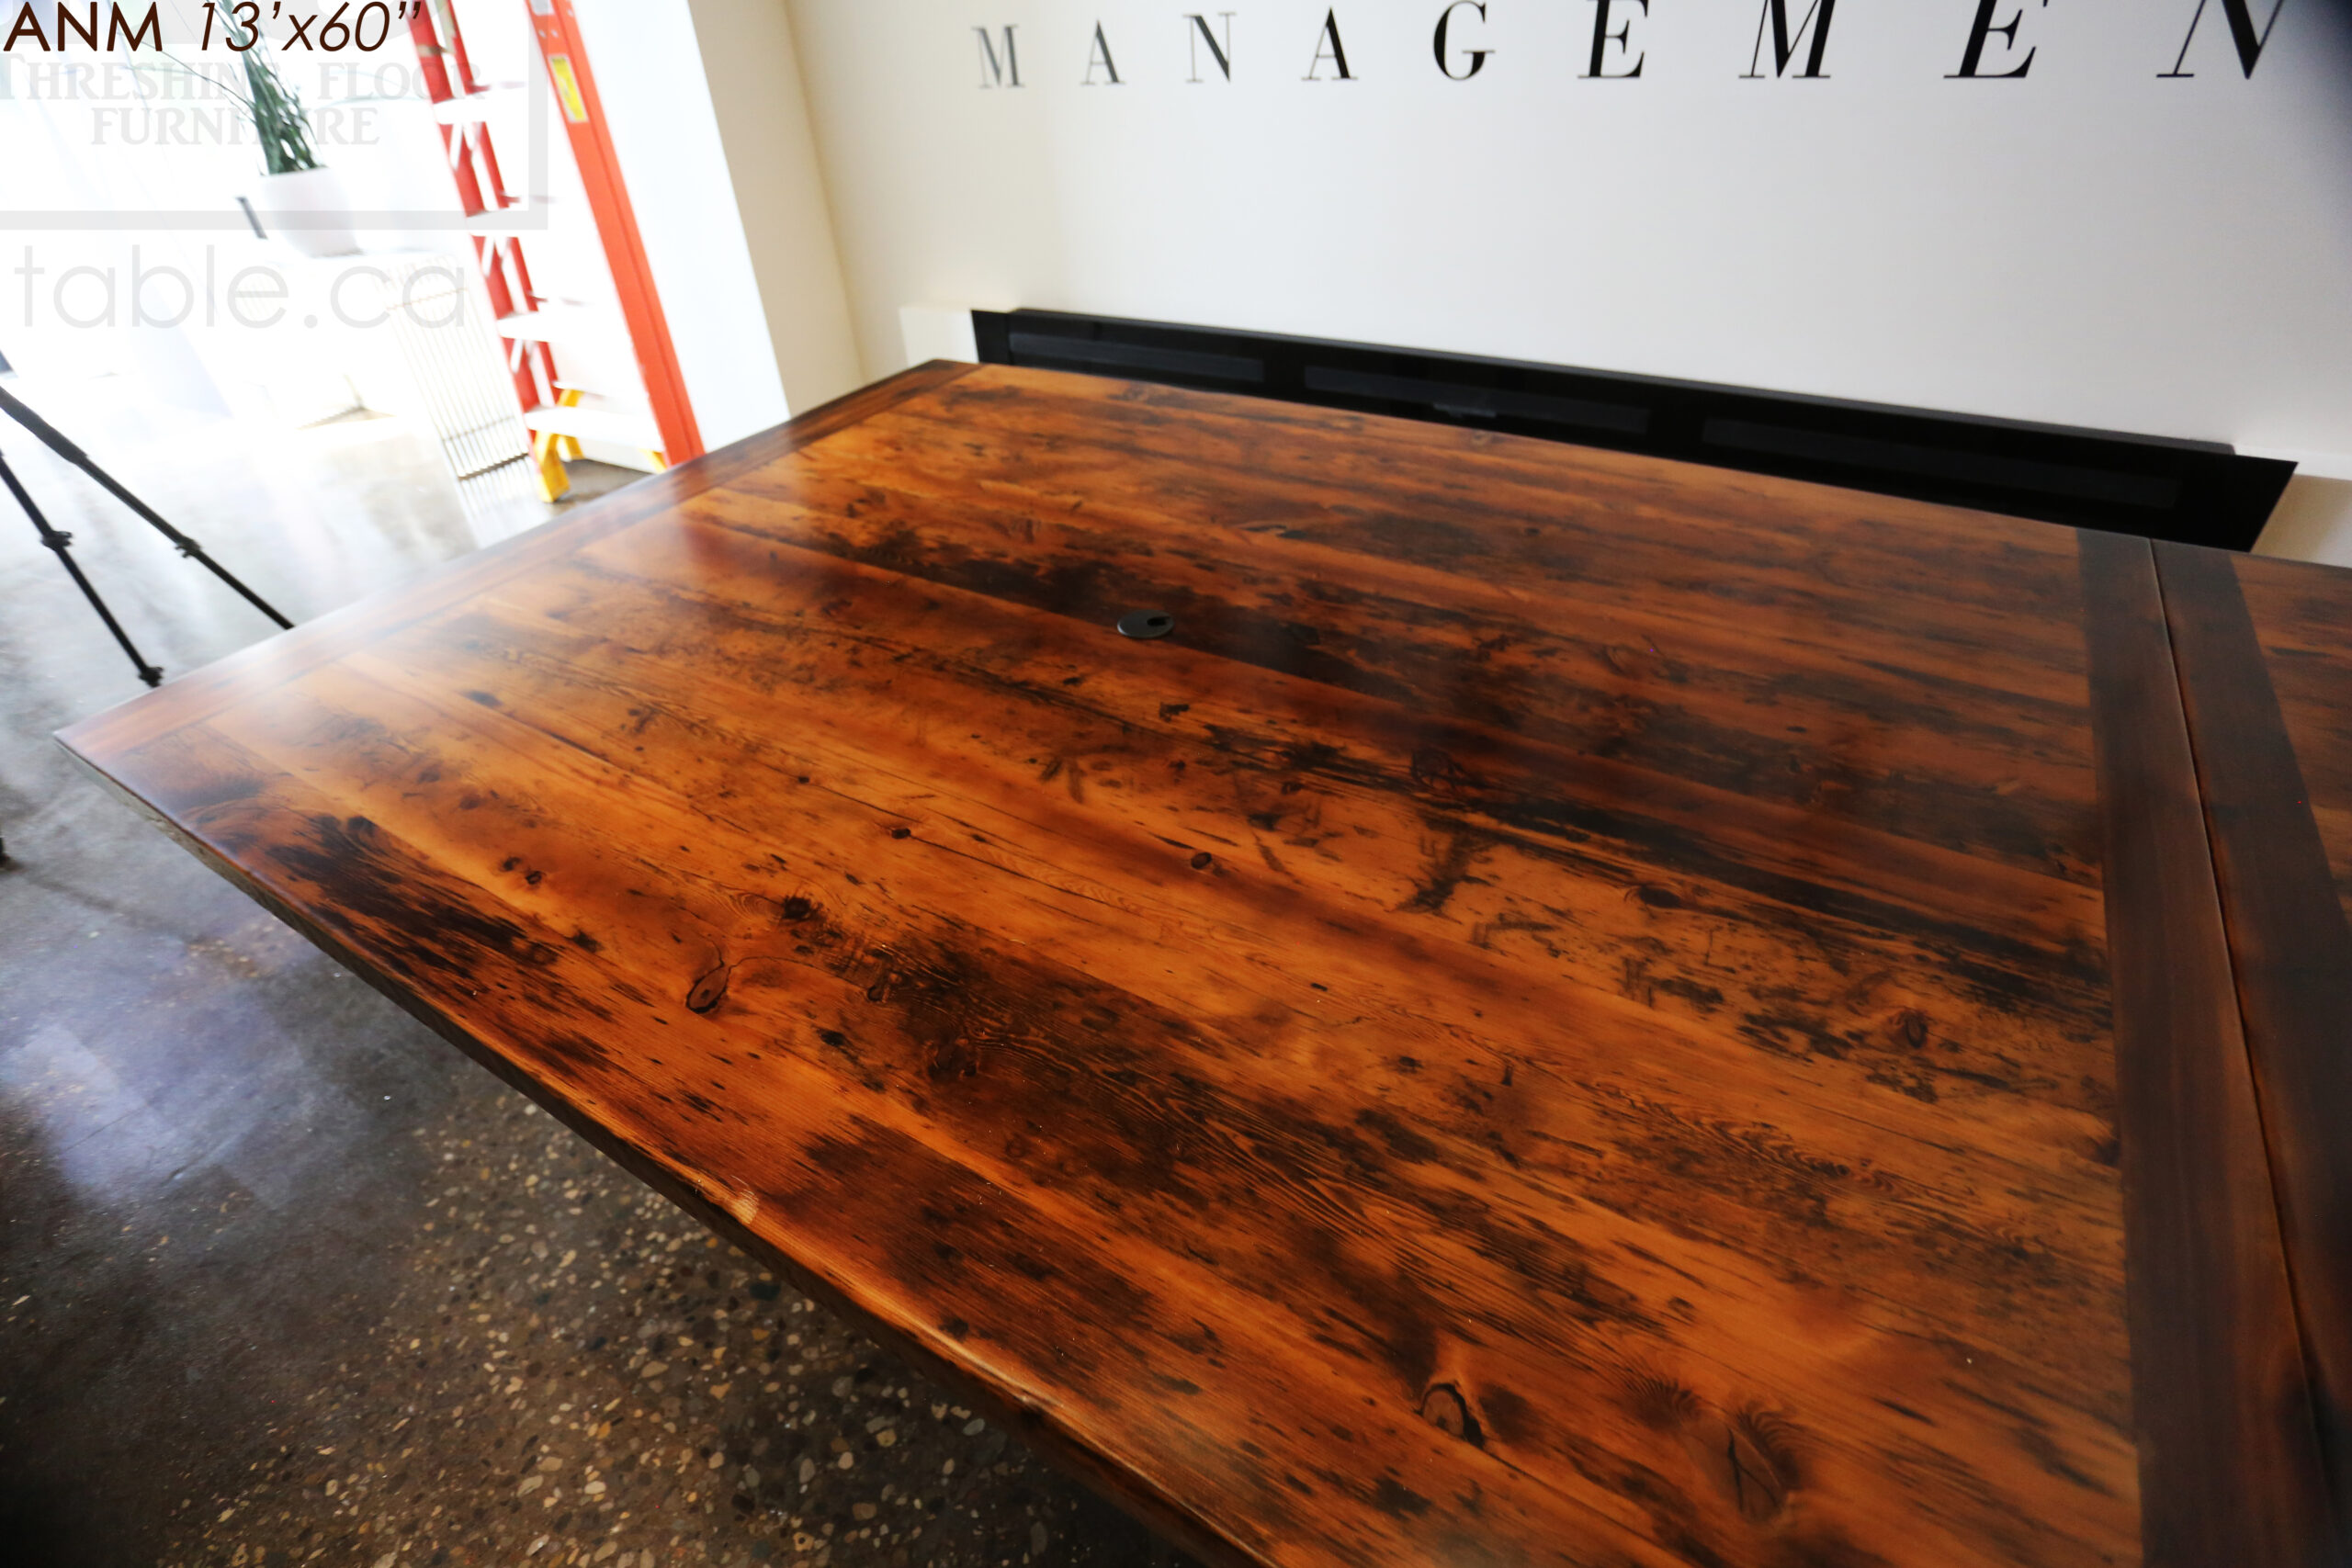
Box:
1116 610 1175 640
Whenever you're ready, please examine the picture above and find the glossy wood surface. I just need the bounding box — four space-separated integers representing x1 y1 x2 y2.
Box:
2158 542 2352 1528
58 365 2335 1568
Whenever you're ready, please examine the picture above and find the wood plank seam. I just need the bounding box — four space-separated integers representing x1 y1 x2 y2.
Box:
2076 529 2339 1567
2152 540 2352 1540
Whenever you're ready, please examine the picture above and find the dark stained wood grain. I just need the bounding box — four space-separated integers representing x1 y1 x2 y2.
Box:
2077 532 2338 1566
53 362 2334 1568
2158 541 2352 1526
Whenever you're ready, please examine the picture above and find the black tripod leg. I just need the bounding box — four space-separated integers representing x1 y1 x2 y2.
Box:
0 382 293 631
89 468 293 632
1 450 164 688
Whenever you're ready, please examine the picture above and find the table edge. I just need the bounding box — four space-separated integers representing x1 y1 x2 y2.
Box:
56 739 1270 1568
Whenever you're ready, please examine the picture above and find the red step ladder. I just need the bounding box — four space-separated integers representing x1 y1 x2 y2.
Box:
408 0 702 499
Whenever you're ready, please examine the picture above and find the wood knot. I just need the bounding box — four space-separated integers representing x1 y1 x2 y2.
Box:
1408 746 1468 793
1701 1408 1801 1521
1418 1383 1483 1448
686 964 729 1014
1189 852 1214 870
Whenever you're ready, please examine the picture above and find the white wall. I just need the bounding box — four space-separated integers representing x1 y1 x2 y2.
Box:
778 0 2352 556
679 0 865 418
2251 466 2352 570
574 0 793 445
573 0 863 434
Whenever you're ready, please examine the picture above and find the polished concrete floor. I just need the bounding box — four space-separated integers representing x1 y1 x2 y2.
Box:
0 378 1186 1568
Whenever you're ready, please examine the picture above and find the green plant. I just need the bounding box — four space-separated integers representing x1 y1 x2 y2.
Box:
230 23 319 175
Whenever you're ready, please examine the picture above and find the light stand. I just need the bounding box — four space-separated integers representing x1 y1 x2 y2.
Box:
0 379 292 691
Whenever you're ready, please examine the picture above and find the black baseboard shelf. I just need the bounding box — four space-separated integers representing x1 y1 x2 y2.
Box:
973 310 2293 552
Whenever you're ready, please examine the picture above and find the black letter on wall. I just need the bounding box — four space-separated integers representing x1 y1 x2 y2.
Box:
1744 0 1836 76
975 25 1022 87
1950 0 2041 77
1186 12 1235 81
1305 8 1355 79
1434 2 1491 79
1586 0 1647 78
1083 21 1122 83
2160 0 2288 77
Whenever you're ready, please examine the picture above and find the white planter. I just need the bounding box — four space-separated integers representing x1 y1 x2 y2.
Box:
249 166 362 259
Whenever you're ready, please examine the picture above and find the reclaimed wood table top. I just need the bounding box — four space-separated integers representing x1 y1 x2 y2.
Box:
60 363 2352 1568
